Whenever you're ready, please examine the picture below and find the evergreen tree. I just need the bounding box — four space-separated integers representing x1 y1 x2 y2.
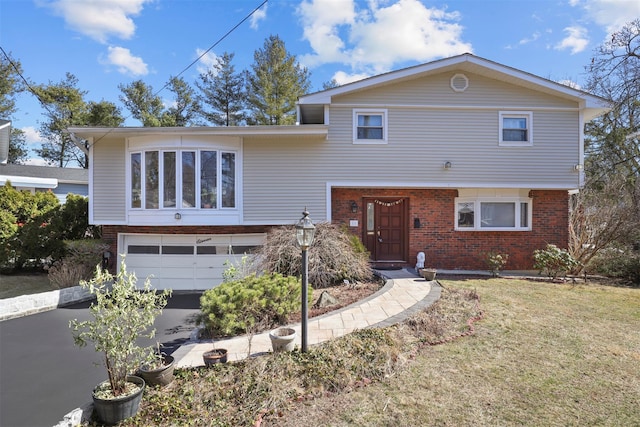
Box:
1 51 29 164
119 80 166 127
34 73 124 168
165 76 200 126
8 128 28 164
246 35 311 125
120 77 199 127
196 52 245 126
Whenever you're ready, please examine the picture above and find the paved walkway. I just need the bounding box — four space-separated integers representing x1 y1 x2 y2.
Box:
173 268 441 367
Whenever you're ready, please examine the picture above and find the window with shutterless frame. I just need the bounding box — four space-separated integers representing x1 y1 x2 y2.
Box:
499 111 533 146
353 109 387 144
455 198 532 231
129 149 236 210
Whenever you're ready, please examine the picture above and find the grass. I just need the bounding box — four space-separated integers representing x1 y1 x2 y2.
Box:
0 273 54 299
270 278 640 427
112 277 640 427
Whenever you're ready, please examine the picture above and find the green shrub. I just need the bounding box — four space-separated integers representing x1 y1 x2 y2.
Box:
256 222 373 288
199 273 312 338
483 251 509 277
533 244 579 279
588 247 640 286
0 184 98 271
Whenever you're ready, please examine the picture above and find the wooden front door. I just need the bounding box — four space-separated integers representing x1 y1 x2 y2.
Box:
362 197 408 263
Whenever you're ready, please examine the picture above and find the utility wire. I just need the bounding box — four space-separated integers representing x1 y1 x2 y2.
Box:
0 45 57 120
2 0 268 151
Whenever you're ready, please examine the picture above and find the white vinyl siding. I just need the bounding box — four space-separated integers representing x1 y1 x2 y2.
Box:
91 137 126 223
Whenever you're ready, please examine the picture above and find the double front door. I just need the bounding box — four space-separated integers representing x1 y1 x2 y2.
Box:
362 197 408 263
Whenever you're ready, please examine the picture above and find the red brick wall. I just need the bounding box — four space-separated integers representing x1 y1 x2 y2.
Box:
332 188 569 270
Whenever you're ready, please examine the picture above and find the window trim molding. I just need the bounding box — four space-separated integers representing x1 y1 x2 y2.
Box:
126 147 238 212
353 109 388 144
454 196 532 231
499 111 533 147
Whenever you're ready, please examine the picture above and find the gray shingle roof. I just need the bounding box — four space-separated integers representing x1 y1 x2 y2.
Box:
0 164 88 184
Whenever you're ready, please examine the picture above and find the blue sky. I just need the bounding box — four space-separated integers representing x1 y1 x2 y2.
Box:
1 0 639 165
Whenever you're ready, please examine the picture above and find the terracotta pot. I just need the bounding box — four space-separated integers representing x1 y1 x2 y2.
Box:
203 348 228 365
269 327 296 352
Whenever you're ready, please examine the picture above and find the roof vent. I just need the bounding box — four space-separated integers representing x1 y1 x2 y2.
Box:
450 73 469 92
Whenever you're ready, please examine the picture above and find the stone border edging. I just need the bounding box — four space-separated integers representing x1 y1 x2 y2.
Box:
0 285 94 322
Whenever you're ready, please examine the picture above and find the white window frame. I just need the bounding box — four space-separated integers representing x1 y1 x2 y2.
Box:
353 109 388 144
455 197 532 231
128 148 237 211
499 111 533 146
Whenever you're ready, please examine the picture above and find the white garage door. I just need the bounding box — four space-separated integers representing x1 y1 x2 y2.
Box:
119 234 264 290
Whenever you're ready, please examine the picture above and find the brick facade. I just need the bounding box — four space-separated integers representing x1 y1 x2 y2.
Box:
332 188 569 270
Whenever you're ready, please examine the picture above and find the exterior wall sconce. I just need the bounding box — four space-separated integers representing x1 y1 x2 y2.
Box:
174 212 182 220
574 164 583 171
444 161 452 169
414 218 421 228
350 200 358 213
102 250 112 270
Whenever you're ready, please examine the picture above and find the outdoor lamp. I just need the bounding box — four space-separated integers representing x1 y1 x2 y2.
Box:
350 201 358 213
296 208 315 352
296 209 316 249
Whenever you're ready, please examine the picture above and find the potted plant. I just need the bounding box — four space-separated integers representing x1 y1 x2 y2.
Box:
202 346 229 365
136 343 176 387
69 259 171 425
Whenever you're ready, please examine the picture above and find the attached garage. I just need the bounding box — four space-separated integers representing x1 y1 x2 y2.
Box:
118 233 265 290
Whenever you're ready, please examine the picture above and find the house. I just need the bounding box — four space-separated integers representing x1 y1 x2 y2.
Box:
68 54 609 290
0 164 89 204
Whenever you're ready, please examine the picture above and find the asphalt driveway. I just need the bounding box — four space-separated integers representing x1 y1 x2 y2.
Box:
0 293 202 427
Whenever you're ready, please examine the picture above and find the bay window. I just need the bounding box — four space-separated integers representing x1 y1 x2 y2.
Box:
130 149 236 210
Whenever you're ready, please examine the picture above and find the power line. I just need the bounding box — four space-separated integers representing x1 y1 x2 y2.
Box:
90 0 268 147
2 0 269 152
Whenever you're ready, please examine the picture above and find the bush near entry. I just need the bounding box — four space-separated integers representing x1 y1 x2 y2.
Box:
199 273 313 338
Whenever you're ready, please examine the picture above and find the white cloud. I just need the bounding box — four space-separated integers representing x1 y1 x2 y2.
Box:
194 48 220 75
250 3 268 30
22 126 44 146
24 158 50 166
100 46 148 76
519 32 541 45
581 0 640 33
43 0 152 43
332 70 371 85
555 26 589 54
297 0 472 74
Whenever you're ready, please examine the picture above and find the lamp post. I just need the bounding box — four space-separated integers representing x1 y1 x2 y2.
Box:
296 208 315 352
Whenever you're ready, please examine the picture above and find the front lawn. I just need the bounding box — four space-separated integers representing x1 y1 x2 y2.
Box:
0 273 54 299
119 277 640 427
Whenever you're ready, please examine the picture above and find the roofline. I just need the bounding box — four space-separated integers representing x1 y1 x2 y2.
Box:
1 175 58 189
67 124 329 138
298 53 610 113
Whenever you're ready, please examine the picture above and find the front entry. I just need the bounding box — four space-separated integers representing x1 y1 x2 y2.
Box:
362 197 409 263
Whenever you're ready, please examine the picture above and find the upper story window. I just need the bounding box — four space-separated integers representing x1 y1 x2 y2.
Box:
130 149 236 210
353 109 387 144
455 198 531 231
499 111 533 146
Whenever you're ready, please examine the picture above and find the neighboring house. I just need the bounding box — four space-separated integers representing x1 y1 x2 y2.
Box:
0 164 89 204
69 54 609 290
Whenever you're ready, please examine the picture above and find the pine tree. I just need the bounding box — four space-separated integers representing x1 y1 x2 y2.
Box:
246 35 311 125
196 52 245 126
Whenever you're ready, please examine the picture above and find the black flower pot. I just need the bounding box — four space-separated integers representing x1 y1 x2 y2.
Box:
137 355 175 387
92 375 145 425
203 348 228 365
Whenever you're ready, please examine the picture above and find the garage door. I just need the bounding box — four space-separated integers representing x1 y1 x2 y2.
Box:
120 234 264 290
